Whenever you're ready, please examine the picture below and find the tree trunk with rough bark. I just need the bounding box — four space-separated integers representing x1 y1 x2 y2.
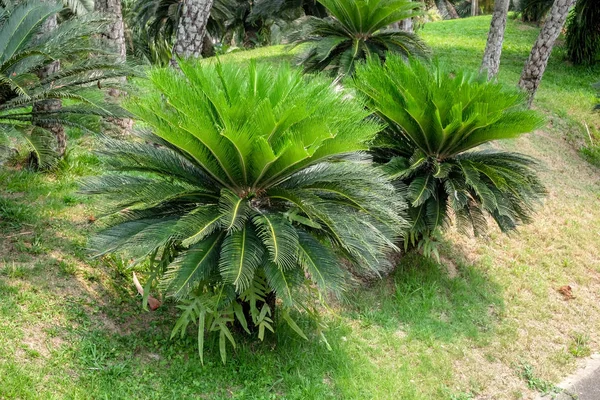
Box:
33 12 66 158
480 0 510 79
519 0 576 107
95 0 131 133
395 0 413 32
94 0 126 62
472 0 479 16
172 0 214 64
399 17 413 32
436 0 450 19
445 0 460 19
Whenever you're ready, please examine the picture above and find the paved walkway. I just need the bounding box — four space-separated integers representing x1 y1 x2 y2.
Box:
539 354 600 400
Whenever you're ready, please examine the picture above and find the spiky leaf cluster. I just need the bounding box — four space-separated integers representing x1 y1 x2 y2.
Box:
0 1 132 167
293 0 428 77
84 60 407 362
354 55 546 240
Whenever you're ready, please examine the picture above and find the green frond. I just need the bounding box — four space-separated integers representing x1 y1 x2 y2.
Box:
296 230 347 295
219 226 264 292
160 233 224 300
253 213 299 270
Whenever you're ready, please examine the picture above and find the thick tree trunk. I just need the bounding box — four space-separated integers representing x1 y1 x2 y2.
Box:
94 0 126 62
171 0 214 64
518 0 576 107
480 0 511 79
445 0 460 19
95 0 132 133
33 12 66 158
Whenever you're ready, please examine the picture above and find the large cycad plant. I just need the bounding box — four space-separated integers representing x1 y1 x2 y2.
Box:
294 0 428 77
84 60 406 362
0 1 129 167
354 56 546 245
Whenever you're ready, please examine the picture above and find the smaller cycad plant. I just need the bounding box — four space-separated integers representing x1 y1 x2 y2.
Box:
354 56 546 250
84 60 407 363
293 0 428 77
0 1 130 167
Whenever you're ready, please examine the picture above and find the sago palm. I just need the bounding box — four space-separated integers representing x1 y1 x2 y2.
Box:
353 56 546 244
83 60 407 363
0 1 130 167
293 0 428 77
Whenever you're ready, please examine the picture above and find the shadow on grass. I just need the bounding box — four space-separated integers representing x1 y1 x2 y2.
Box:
0 163 357 399
347 252 505 343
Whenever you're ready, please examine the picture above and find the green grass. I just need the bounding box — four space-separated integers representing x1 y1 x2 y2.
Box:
2 16 600 400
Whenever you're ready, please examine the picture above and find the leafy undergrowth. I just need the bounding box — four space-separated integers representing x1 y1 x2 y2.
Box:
1 16 600 400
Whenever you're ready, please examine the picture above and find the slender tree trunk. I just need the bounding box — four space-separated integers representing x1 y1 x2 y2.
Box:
445 0 460 19
518 0 576 107
171 0 214 65
33 12 66 158
472 0 479 16
480 0 511 79
400 17 414 32
436 0 450 19
94 0 131 133
399 0 414 32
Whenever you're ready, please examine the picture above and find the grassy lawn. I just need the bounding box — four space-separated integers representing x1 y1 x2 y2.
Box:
1 16 600 400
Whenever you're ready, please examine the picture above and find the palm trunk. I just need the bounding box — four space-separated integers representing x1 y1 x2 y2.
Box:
94 0 131 133
436 0 450 19
445 0 460 19
471 0 479 16
400 17 413 32
480 0 510 79
33 11 66 158
94 0 126 62
399 0 413 32
171 0 214 64
518 0 576 107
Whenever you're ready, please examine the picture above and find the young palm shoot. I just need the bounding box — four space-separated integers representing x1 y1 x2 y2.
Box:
354 55 546 254
84 60 407 363
294 0 428 77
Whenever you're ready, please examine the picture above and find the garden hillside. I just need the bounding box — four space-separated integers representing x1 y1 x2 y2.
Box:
1 14 600 400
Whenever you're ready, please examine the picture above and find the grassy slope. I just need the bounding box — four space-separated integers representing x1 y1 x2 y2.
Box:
1 16 600 400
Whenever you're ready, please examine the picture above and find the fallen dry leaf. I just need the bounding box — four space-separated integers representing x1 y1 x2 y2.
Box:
558 285 575 300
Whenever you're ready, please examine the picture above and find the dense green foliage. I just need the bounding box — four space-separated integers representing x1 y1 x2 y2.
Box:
566 0 600 65
0 1 128 166
124 0 327 65
83 60 406 363
519 0 553 23
294 0 428 76
354 55 546 244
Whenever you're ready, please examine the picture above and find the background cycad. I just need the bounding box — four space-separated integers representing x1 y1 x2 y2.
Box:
294 0 428 76
354 55 546 246
84 60 407 363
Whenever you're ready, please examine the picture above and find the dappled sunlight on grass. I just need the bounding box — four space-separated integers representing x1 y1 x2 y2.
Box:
2 16 600 400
